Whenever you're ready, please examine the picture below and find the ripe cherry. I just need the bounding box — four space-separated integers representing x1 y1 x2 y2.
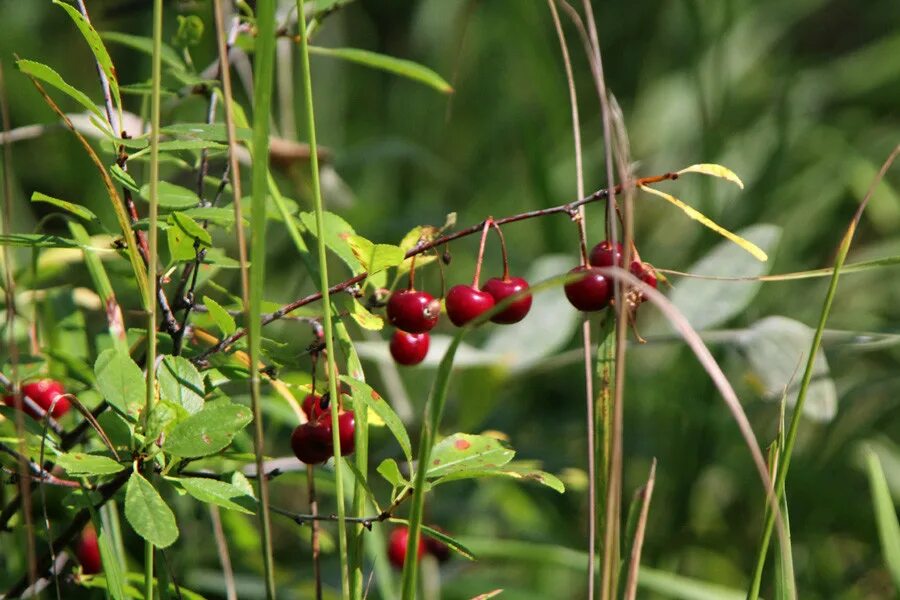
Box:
301 393 323 420
588 240 624 268
78 525 102 574
387 290 441 334
290 421 333 465
387 525 425 569
390 330 430 366
445 284 495 326
564 266 611 312
630 261 658 290
481 276 532 324
3 379 70 419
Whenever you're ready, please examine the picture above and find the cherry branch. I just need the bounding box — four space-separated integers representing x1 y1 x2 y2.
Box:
191 171 679 365
270 486 412 530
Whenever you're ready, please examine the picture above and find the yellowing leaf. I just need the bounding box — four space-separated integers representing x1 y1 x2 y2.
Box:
640 185 767 261
677 163 745 189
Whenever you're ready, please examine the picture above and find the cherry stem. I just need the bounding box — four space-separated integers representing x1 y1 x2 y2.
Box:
432 247 447 298
490 221 510 280
471 218 493 287
407 254 417 290
576 212 590 266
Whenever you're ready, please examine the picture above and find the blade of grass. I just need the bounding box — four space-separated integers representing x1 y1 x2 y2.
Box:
864 447 900 586
143 1 163 598
297 2 350 598
746 145 900 600
213 1 276 598
623 459 656 600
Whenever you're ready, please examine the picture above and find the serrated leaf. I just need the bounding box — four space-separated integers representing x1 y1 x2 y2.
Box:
677 163 745 189
54 452 124 475
31 191 97 221
157 355 205 415
15 59 109 131
426 433 515 479
102 31 186 72
203 296 236 336
177 477 256 514
94 349 145 419
298 211 360 274
124 473 178 548
640 184 767 261
668 224 781 331
53 0 121 115
163 401 252 458
377 458 406 487
140 181 199 209
340 376 412 463
308 46 453 94
346 235 405 274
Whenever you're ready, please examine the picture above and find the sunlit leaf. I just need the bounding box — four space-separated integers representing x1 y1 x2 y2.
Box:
163 401 252 458
426 433 515 479
54 452 124 475
31 191 97 221
309 46 453 94
341 376 411 463
94 349 145 420
677 163 745 189
125 472 178 548
177 477 256 514
15 59 109 130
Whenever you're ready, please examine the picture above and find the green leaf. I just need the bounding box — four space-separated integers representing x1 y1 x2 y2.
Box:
346 235 405 275
377 458 406 488
15 59 109 130
0 233 87 249
157 355 205 415
203 296 237 336
639 567 748 600
425 433 515 479
177 477 255 514
140 181 200 209
173 14 204 48
865 447 900 587
183 207 237 228
340 376 412 463
432 465 565 493
129 139 227 161
163 401 252 458
161 123 252 143
166 212 210 262
298 211 360 274
308 46 453 94
53 0 121 115
54 452 124 475
170 212 212 246
94 349 145 420
102 31 186 72
110 164 140 192
124 472 178 548
31 191 97 221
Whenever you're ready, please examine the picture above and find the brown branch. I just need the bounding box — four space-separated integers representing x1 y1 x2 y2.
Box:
190 172 678 365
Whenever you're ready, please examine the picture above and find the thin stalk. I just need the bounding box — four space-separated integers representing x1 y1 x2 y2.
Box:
143 1 163 597
747 145 900 599
248 0 278 597
297 1 350 598
308 465 323 600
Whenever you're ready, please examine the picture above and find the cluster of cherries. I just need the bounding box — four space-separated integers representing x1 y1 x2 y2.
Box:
564 240 658 311
2 379 71 420
290 391 356 465
387 524 450 568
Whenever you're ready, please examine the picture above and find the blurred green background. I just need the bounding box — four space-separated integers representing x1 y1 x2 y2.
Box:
1 0 899 598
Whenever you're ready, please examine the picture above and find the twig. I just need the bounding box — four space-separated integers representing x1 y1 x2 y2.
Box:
209 505 238 600
191 172 679 364
0 443 81 488
623 459 656 600
271 486 412 530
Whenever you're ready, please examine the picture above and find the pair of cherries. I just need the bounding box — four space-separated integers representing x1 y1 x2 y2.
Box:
564 241 658 312
291 393 355 465
2 379 71 420
387 525 450 569
386 275 534 366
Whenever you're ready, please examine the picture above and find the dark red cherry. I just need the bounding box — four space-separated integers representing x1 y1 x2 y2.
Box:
290 421 333 464
320 410 355 456
564 266 611 312
390 330 430 366
589 241 624 268
387 525 426 569
481 276 532 324
301 393 323 420
445 284 495 326
3 379 70 419
77 525 102 574
630 261 658 289
387 290 441 333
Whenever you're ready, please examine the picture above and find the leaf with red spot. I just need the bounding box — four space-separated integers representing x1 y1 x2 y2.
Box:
162 400 252 458
425 433 514 479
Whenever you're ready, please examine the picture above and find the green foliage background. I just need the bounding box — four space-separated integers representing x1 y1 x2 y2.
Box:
1 0 899 598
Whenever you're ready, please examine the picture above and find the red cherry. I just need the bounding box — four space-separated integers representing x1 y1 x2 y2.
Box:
445 284 495 326
78 526 102 574
3 379 70 419
301 393 323 420
481 276 532 324
387 290 441 333
319 410 356 456
588 240 624 268
630 261 658 289
387 525 426 569
390 330 430 366
564 266 611 312
290 422 333 464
